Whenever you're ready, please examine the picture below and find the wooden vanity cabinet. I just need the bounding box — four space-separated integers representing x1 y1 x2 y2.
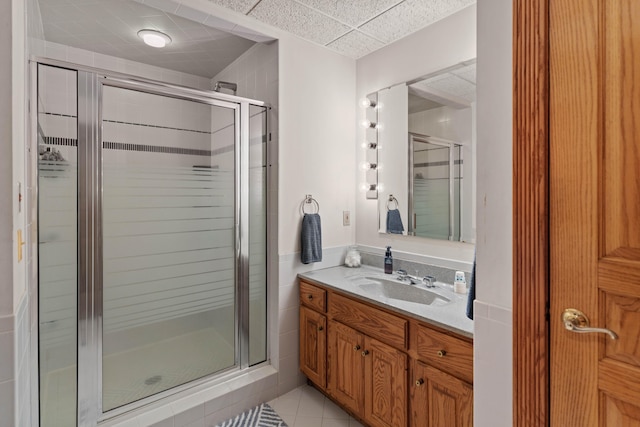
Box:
299 279 472 427
411 360 473 427
327 321 364 415
299 282 327 388
327 321 408 427
300 305 326 387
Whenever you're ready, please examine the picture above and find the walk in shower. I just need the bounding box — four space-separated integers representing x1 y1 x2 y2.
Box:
36 61 269 426
408 133 462 240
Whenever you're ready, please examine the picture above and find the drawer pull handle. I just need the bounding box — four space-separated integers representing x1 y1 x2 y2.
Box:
318 326 324 331
415 379 424 387
354 345 361 351
362 350 370 357
437 350 447 357
307 295 313 300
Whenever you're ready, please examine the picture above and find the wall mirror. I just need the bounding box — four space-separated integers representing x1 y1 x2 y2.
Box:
374 59 476 243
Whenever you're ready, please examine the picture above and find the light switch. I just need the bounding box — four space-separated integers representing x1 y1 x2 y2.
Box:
343 211 350 226
17 229 25 262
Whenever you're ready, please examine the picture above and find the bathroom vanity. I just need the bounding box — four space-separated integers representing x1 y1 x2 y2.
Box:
298 266 473 427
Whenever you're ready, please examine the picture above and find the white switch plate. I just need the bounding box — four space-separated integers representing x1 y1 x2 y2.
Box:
343 211 350 226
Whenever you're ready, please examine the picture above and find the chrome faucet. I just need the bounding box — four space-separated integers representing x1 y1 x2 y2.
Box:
397 270 435 286
423 275 437 288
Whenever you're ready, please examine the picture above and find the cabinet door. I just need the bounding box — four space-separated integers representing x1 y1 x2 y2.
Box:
328 321 365 415
365 337 408 427
411 360 473 427
300 306 326 387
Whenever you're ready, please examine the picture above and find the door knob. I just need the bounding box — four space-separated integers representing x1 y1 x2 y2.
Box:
562 308 618 340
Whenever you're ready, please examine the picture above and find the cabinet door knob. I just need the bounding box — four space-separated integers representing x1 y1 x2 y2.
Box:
353 345 361 351
318 325 324 331
437 350 447 357
307 294 313 300
362 350 370 357
415 378 424 386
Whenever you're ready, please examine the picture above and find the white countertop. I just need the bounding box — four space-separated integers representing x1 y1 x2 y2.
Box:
298 265 474 338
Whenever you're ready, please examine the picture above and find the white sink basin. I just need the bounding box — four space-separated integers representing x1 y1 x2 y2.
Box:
356 276 452 306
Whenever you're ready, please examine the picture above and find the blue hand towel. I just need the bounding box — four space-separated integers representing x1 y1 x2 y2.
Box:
301 213 322 264
466 253 476 320
386 209 404 234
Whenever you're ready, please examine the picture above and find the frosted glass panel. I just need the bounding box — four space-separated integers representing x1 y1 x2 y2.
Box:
411 141 462 240
101 86 237 411
249 105 268 365
38 64 78 427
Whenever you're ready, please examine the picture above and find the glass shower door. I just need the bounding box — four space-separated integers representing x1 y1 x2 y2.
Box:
101 85 238 411
38 64 79 427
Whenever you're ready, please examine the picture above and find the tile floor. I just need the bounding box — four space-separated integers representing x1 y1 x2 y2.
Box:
268 384 364 427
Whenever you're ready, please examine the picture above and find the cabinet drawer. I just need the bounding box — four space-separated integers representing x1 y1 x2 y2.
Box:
415 325 473 383
300 281 327 312
330 293 407 349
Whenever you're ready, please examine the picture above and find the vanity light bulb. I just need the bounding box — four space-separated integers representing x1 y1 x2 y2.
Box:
360 98 376 108
361 119 373 128
360 183 376 192
361 162 377 170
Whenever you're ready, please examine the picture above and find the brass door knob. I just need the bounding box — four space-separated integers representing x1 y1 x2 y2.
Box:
437 350 447 357
415 379 424 386
353 345 361 351
362 350 370 357
307 294 313 300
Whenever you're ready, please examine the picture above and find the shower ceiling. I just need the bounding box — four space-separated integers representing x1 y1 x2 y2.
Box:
37 0 259 78
37 0 476 77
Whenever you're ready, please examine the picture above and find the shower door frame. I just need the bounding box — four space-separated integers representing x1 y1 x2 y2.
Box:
32 58 270 427
407 132 463 241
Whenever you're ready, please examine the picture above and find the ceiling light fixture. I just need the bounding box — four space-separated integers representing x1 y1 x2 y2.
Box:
137 29 172 48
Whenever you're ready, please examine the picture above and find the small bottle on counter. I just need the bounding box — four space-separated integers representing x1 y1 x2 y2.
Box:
454 271 467 294
384 246 393 274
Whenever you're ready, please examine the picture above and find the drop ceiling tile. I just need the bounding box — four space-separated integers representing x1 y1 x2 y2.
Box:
207 0 259 14
296 0 401 26
249 0 350 45
359 0 475 44
327 30 384 59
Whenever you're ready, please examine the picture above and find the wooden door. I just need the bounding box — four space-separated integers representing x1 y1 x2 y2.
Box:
328 321 365 416
550 0 640 425
299 306 326 387
411 360 472 427
364 337 407 427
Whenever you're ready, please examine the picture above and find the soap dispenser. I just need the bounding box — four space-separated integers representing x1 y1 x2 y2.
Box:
384 246 393 274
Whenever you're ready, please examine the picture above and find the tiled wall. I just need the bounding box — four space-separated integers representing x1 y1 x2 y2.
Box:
473 302 512 426
0 312 16 427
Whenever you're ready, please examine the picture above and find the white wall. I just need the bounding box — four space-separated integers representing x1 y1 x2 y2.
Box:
377 84 408 234
474 0 513 426
356 4 476 267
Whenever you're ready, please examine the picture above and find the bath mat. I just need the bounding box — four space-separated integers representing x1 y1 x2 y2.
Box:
216 403 287 427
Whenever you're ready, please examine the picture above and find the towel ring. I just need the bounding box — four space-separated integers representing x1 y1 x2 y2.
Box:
386 195 399 210
301 194 320 215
